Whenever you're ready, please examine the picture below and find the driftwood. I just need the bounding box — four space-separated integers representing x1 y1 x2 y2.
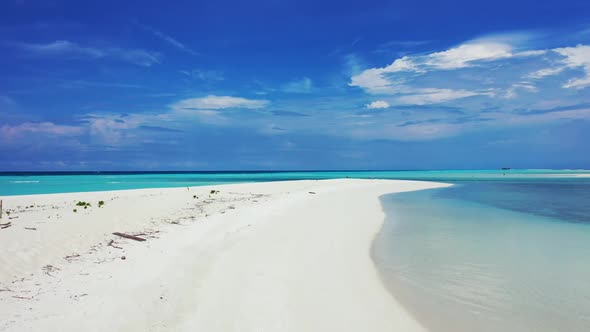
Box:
112 232 146 242
24 227 37 231
0 222 11 229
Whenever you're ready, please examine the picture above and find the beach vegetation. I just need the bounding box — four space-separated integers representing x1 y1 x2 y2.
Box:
98 200 105 208
73 209 77 213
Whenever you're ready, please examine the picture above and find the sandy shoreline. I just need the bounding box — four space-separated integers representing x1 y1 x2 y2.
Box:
0 179 449 331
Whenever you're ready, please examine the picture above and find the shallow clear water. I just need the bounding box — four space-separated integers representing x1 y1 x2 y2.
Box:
1 169 588 196
373 178 590 332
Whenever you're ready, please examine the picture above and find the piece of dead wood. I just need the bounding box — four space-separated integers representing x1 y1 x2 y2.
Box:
0 222 12 229
107 240 123 249
308 191 316 194
12 296 33 300
112 232 146 242
24 227 37 231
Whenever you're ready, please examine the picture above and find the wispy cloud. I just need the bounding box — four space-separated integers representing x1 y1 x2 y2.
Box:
0 122 84 140
134 21 199 56
270 110 310 117
373 39 432 54
171 95 270 110
528 45 590 89
16 40 161 66
180 69 224 81
282 77 313 93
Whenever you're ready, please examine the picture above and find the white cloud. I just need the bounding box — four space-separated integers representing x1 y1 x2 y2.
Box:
282 77 313 93
18 40 161 66
349 36 571 105
528 66 567 79
171 95 270 110
527 44 590 89
366 100 390 109
423 42 513 69
349 39 528 103
395 88 482 105
555 45 590 89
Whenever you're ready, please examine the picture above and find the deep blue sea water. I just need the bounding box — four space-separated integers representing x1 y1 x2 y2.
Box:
373 178 590 332
1 169 588 196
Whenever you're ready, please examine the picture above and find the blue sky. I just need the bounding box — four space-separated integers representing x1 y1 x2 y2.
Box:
1 0 590 171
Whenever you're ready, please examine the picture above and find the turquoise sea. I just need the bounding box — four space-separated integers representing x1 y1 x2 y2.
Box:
2 169 590 331
0 169 588 196
373 177 590 332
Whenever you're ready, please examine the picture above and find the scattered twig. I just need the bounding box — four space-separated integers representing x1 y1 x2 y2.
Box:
0 222 12 229
42 265 60 276
112 232 146 242
24 227 37 231
64 253 80 262
12 296 33 300
308 191 317 194
107 240 123 249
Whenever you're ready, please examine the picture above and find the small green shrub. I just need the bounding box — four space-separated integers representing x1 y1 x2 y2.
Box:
98 201 105 208
73 209 77 213
76 201 91 208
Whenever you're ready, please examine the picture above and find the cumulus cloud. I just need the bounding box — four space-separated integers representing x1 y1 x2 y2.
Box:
171 95 270 110
366 100 390 109
350 35 590 106
17 40 161 66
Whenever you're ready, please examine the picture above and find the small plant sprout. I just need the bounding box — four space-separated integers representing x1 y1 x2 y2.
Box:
98 201 105 208
73 209 77 213
193 195 197 199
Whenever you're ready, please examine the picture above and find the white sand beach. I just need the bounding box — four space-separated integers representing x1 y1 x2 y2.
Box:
0 179 449 332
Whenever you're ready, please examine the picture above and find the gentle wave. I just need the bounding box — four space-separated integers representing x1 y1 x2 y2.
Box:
9 180 40 184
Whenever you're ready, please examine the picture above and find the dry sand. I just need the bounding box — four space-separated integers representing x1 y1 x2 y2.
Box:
0 179 449 332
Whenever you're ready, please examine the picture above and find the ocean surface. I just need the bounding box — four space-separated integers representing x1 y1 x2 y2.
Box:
373 177 590 332
1 169 589 196
2 170 590 330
